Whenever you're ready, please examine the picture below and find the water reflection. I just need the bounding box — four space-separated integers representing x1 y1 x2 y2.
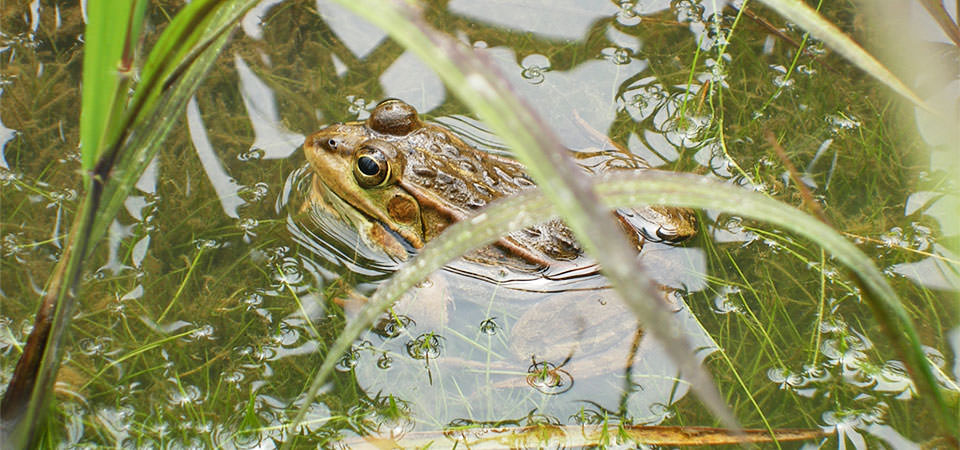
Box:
1 0 956 446
234 55 304 159
380 51 446 113
449 0 619 40
187 97 245 218
314 0 386 59
341 267 715 429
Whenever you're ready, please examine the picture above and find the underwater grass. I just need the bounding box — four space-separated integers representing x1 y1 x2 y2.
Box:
1 0 258 446
2 0 954 446
282 0 957 444
756 0 929 110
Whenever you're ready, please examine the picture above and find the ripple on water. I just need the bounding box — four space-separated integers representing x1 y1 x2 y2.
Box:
525 360 574 395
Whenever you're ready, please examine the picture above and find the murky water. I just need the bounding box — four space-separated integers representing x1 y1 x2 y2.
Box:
1 0 957 448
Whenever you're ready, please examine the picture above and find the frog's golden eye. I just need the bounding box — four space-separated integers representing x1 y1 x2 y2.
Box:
353 144 391 187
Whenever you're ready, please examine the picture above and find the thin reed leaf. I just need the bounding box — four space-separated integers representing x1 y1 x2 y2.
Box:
1 1 257 446
756 0 931 110
79 1 147 182
89 1 259 248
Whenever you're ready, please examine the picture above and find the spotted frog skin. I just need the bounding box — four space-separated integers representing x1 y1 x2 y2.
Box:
304 99 696 268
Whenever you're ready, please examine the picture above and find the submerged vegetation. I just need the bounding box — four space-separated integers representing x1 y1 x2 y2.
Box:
1 0 957 447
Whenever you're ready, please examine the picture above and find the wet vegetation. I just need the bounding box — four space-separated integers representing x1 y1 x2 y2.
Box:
1 0 957 447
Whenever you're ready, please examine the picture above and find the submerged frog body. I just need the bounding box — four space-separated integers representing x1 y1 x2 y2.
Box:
304 99 696 268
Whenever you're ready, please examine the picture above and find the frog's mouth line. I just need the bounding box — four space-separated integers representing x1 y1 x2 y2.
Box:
311 176 418 258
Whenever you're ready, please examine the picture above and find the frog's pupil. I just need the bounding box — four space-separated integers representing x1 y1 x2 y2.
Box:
357 155 380 176
327 139 338 149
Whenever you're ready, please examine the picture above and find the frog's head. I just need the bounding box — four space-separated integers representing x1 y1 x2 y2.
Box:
305 128 426 259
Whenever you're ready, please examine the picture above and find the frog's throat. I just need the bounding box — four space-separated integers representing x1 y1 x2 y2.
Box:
312 176 418 256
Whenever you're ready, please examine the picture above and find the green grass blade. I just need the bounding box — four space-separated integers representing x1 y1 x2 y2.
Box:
1 1 256 446
756 0 931 110
90 0 259 248
79 0 147 182
596 173 959 438
96 0 231 176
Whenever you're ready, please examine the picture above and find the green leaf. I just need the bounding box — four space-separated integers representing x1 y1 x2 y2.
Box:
79 0 147 182
1 1 257 446
89 0 260 249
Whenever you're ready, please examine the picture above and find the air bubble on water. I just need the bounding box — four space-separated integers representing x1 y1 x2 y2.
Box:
520 65 545 84
79 336 113 356
243 291 263 309
705 58 728 85
406 333 443 360
274 257 303 286
223 371 244 386
346 95 368 115
336 348 360 371
0 168 21 186
525 361 573 395
826 113 861 134
805 43 827 56
194 238 222 249
479 318 499 335
767 367 803 390
674 0 705 23
190 324 216 341
910 222 932 251
272 321 300 346
879 227 904 248
712 285 742 314
237 148 265 161
601 47 632 65
167 384 203 407
2 233 26 261
47 187 77 206
520 54 550 85
797 64 816 76
773 74 794 89
238 182 269 202
616 1 642 26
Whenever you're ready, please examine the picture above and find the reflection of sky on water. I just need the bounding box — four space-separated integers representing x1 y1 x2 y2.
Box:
0 89 18 169
187 97 244 219
313 0 386 59
241 0 287 40
380 51 446 114
483 46 650 150
2 0 954 445
449 0 618 40
349 269 716 428
234 55 304 159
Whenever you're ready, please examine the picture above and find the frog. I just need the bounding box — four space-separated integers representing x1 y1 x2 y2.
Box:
304 98 697 390
304 98 697 271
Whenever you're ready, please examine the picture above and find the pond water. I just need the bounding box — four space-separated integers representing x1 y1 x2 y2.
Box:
1 0 957 448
